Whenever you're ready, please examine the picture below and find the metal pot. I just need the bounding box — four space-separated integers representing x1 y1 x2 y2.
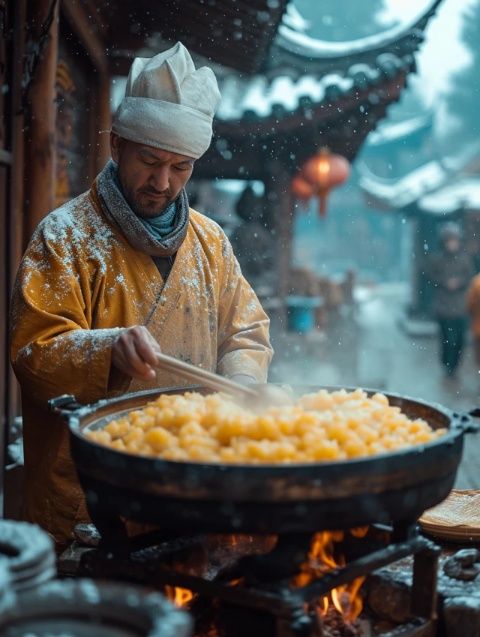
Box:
0 521 56 592
0 579 192 637
51 386 478 535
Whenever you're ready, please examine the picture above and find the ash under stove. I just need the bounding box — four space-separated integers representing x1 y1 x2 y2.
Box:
59 522 439 637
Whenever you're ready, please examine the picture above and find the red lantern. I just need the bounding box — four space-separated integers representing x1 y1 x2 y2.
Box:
291 174 314 210
294 147 350 216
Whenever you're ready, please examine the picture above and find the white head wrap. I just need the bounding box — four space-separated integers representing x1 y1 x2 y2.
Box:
112 42 221 159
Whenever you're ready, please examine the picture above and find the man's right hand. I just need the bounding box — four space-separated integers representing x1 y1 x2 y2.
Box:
111 326 161 381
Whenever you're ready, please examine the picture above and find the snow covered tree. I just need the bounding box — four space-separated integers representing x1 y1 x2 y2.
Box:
445 0 480 141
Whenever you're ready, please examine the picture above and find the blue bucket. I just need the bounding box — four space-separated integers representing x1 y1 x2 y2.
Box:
286 296 321 333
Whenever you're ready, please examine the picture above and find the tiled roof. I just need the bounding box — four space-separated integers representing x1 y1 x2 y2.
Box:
216 52 411 123
359 161 451 210
269 0 442 75
359 142 480 214
420 178 480 214
365 112 433 147
214 0 442 127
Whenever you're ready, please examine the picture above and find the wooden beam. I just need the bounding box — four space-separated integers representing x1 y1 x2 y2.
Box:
195 141 265 180
61 0 108 77
103 0 288 75
94 75 112 172
80 0 108 36
7 0 26 431
24 0 59 240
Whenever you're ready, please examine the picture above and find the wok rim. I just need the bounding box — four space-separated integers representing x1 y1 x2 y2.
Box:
66 384 464 473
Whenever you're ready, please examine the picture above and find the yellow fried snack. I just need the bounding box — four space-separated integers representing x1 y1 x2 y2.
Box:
86 389 447 464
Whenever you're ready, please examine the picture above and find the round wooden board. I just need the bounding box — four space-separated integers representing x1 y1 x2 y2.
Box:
419 489 480 542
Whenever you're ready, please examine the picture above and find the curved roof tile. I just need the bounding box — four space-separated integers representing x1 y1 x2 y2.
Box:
271 0 442 65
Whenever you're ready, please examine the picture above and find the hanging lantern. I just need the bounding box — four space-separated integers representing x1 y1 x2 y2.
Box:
291 174 314 210
295 147 350 216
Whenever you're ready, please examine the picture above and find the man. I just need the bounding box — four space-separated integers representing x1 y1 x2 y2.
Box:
428 222 474 378
10 43 273 544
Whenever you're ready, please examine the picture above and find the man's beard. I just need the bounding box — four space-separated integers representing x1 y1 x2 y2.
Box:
124 184 173 218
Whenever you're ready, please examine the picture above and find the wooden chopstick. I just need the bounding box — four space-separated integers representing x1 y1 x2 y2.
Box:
154 352 258 398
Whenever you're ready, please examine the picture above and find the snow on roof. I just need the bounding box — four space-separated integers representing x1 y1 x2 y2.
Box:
419 178 480 214
276 0 441 60
216 72 354 122
282 3 310 33
359 160 449 208
366 112 433 147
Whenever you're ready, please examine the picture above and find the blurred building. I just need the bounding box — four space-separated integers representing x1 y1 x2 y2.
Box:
360 131 480 319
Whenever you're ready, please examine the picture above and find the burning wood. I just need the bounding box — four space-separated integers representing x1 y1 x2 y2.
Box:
165 585 194 607
317 606 369 637
292 529 367 625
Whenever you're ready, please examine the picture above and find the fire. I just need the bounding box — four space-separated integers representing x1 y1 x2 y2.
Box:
292 529 367 623
165 586 194 608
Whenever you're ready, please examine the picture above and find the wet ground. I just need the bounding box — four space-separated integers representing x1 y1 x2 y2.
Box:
269 283 480 489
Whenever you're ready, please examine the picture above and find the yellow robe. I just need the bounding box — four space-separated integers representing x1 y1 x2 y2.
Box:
10 183 273 544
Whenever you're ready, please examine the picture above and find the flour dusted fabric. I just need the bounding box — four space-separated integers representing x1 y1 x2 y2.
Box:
96 159 189 257
112 42 221 159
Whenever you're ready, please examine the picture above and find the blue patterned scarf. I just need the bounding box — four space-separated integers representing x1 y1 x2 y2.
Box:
138 199 177 239
96 159 189 257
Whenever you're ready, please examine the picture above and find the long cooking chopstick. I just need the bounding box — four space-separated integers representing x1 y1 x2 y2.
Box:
154 352 258 398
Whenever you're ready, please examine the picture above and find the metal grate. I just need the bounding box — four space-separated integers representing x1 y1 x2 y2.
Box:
59 522 439 637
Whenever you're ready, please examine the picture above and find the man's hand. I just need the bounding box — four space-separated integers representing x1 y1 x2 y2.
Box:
111 326 161 381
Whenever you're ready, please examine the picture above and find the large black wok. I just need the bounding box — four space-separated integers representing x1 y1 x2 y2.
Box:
51 386 478 535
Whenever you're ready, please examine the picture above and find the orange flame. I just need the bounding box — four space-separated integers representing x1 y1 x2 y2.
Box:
165 586 194 608
350 526 369 538
292 530 366 623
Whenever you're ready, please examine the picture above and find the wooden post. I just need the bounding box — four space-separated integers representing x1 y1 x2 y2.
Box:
265 162 295 298
263 162 295 334
8 0 27 432
24 0 59 242
94 74 111 173
61 0 110 179
1 0 28 518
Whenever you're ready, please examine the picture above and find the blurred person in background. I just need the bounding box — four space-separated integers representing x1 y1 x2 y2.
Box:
428 222 474 378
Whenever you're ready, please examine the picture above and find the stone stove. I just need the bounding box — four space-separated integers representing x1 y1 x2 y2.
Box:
58 522 442 637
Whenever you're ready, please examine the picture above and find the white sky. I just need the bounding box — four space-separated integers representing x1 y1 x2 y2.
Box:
383 0 475 103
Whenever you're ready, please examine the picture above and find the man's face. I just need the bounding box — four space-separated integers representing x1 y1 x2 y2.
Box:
110 134 194 218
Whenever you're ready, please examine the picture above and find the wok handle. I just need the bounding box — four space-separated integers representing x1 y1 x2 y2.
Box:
452 409 480 434
49 393 83 416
